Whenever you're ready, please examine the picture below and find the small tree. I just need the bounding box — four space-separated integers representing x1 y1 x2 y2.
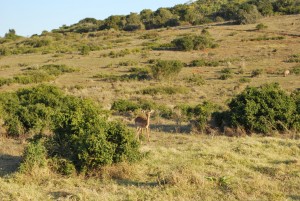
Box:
237 4 262 24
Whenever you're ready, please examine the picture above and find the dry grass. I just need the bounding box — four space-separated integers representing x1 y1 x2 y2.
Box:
0 133 299 200
0 14 300 200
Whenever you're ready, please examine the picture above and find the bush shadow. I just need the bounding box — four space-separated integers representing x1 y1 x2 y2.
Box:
116 179 160 187
128 123 191 134
0 154 21 177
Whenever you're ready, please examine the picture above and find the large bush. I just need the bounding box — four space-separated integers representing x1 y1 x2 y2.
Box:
151 59 183 80
177 101 216 133
0 85 141 173
227 83 298 134
171 33 217 51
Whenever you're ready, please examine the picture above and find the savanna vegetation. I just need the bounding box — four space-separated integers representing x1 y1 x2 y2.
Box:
0 0 300 200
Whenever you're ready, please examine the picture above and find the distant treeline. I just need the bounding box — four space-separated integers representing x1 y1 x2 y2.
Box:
53 0 300 33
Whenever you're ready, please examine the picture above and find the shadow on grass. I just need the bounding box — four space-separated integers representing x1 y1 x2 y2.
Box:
0 154 21 177
128 123 191 134
289 195 300 200
116 179 160 187
49 191 79 200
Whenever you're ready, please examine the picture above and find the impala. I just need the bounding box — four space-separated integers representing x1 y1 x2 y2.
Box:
134 110 154 142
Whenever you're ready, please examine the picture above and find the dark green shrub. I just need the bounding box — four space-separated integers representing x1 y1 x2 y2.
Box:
189 102 215 133
171 36 194 51
237 4 262 24
177 102 216 133
190 59 219 67
140 86 188 95
111 99 139 113
50 157 76 176
80 45 91 55
239 77 251 83
256 23 268 30
22 38 51 48
0 85 64 137
286 54 300 63
40 64 77 76
1 85 141 173
0 47 11 56
19 138 47 173
184 74 205 86
190 59 206 67
219 68 233 80
50 97 140 171
292 65 300 75
151 60 183 80
291 89 300 130
105 121 140 163
251 69 263 77
228 83 297 134
171 34 217 51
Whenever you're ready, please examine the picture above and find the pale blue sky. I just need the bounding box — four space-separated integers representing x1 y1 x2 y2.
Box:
1 1 188 37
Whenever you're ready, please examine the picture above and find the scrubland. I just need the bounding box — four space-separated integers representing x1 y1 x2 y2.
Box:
0 14 300 200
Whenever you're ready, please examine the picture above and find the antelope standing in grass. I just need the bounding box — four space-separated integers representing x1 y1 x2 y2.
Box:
284 70 290 77
134 110 154 142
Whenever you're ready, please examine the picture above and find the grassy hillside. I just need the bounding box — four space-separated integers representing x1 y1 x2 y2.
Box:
0 14 300 200
0 134 299 200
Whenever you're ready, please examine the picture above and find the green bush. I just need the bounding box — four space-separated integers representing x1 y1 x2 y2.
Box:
227 83 298 134
286 54 300 63
50 157 76 176
49 97 140 171
0 85 64 137
19 138 47 173
0 85 141 173
111 99 139 113
291 90 300 130
190 59 219 67
292 65 300 75
177 102 216 133
237 4 262 24
40 64 77 76
105 122 140 163
171 34 217 51
140 86 188 95
171 36 194 51
219 68 233 80
80 45 91 55
256 23 268 30
151 60 183 80
184 74 205 86
251 69 264 77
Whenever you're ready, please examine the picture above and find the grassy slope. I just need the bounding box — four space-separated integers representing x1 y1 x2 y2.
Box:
0 134 299 200
0 14 300 200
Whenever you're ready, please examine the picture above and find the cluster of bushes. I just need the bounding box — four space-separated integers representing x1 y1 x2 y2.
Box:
0 64 77 87
0 85 141 174
111 99 173 119
184 74 205 86
100 49 133 58
112 83 300 135
242 35 285 42
176 102 217 133
190 59 220 67
286 54 300 63
139 86 188 96
54 0 300 34
219 68 233 80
